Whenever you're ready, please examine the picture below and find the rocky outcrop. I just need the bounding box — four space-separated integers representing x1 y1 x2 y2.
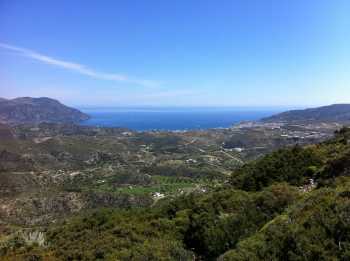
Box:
0 192 84 225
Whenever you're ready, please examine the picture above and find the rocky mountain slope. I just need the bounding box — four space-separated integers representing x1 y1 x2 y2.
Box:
0 97 89 125
262 104 350 123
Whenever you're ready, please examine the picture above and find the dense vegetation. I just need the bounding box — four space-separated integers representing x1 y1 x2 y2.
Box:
230 146 323 191
2 128 350 260
220 179 350 260
1 183 299 260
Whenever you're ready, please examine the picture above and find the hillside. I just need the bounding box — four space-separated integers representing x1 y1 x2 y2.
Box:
262 104 350 123
0 123 14 140
1 124 350 260
0 97 89 125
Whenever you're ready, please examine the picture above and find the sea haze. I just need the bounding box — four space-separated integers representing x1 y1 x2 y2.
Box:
79 107 284 131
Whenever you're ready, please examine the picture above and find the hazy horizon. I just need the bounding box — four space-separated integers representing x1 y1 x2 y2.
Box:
0 95 310 110
0 95 336 110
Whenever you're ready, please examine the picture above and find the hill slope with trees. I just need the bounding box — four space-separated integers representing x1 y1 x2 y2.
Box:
2 128 350 260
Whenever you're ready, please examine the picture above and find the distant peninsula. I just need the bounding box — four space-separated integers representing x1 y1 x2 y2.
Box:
0 97 89 125
262 104 350 123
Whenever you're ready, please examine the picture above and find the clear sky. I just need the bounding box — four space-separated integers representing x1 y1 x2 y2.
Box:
0 0 349 107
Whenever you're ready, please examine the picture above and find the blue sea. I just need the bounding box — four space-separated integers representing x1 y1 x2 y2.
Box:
79 107 283 131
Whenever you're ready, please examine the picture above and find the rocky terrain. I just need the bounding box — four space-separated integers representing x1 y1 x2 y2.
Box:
0 97 89 125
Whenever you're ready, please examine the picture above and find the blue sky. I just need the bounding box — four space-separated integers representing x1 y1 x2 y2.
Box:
0 0 349 107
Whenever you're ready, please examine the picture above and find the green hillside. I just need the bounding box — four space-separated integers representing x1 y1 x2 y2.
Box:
2 127 350 260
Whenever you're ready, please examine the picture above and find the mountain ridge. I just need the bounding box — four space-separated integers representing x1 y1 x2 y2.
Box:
261 103 350 123
0 97 90 125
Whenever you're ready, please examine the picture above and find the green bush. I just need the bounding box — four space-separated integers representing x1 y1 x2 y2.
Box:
230 146 323 191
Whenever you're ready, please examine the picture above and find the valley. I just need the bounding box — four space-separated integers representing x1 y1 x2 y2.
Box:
0 100 349 260
0 120 337 226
